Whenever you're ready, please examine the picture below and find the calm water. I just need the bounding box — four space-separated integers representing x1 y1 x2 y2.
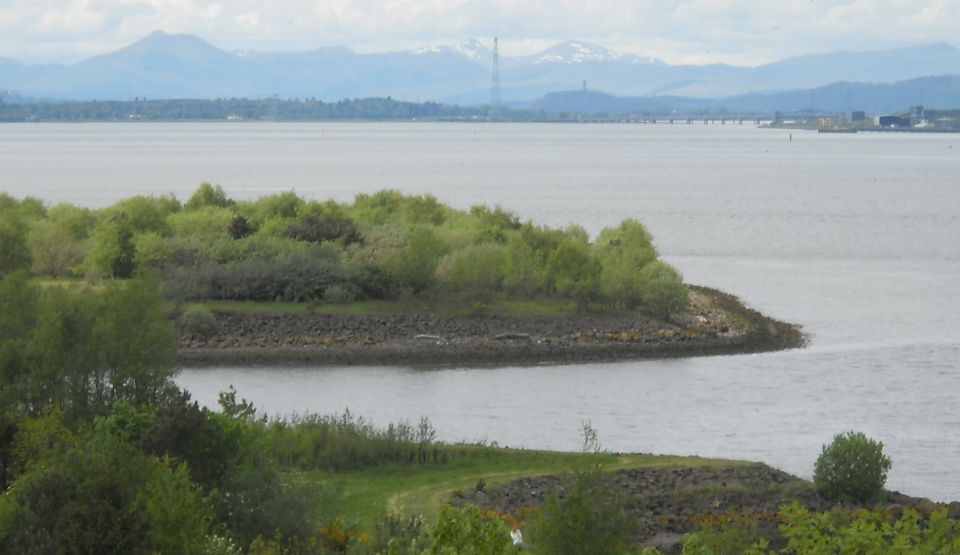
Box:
3 123 960 500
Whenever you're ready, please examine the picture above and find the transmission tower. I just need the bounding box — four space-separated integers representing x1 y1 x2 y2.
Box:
489 37 502 120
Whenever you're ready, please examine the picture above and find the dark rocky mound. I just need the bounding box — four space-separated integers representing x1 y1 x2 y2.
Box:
177 286 804 367
452 463 946 552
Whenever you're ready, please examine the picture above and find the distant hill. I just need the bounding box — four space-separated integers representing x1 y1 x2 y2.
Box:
535 74 960 115
1 31 959 103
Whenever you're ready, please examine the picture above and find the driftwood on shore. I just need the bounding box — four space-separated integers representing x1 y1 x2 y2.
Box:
176 287 805 368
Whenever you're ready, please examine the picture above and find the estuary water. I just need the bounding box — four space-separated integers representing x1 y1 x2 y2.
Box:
2 122 959 500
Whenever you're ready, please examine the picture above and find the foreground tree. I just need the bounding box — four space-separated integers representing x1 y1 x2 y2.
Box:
0 274 175 419
0 418 214 554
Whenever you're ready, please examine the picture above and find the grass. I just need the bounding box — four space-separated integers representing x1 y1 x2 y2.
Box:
307 447 748 529
184 296 611 317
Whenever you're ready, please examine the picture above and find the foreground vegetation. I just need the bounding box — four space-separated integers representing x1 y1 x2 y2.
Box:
0 272 955 553
1 185 689 319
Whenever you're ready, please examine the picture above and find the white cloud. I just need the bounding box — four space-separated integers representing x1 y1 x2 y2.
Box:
233 11 260 27
0 0 957 64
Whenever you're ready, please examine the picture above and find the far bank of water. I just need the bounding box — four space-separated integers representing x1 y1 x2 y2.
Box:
1 122 957 500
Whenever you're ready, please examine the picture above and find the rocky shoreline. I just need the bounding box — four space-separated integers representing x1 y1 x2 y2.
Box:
176 286 805 367
451 463 950 552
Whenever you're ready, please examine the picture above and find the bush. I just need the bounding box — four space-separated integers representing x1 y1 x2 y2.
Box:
435 243 506 300
813 431 892 503
638 261 689 320
179 305 219 338
428 505 519 555
529 465 631 555
322 284 355 304
27 220 87 277
163 251 349 302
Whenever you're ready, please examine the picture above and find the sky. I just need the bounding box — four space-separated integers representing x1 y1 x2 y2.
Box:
0 0 958 66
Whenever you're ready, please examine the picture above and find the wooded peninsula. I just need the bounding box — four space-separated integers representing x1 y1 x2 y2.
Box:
1 186 800 367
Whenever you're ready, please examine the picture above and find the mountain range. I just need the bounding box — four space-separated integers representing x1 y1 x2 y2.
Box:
2 31 960 105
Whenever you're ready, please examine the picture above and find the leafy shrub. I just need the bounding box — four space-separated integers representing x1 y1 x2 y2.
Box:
263 412 457 472
367 513 428 555
322 284 355 304
229 214 254 239
778 501 960 553
286 212 361 245
178 305 218 338
27 219 87 277
168 206 235 238
134 231 173 270
638 260 689 320
529 465 631 555
185 182 232 211
546 238 600 310
0 427 214 554
163 251 349 302
435 243 506 300
813 431 892 503
428 505 519 555
84 217 135 279
106 195 171 235
683 513 768 555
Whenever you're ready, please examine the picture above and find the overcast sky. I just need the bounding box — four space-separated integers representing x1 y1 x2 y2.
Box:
0 0 957 65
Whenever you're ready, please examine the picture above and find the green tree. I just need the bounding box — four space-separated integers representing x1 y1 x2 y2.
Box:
133 231 173 270
168 206 235 239
388 226 446 294
595 219 658 308
502 224 564 296
92 278 177 410
140 391 241 489
0 211 32 277
185 182 233 211
249 191 303 225
0 412 19 491
8 278 174 419
436 243 507 300
0 273 38 415
529 465 632 555
107 195 170 235
85 217 135 279
352 190 448 227
27 220 87 277
547 238 600 310
813 431 892 503
638 261 689 320
46 204 97 239
0 424 213 554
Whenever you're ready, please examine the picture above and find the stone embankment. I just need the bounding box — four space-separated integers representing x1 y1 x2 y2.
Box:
177 286 804 367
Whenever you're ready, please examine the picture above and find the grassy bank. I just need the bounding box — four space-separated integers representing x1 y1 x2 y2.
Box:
318 448 744 528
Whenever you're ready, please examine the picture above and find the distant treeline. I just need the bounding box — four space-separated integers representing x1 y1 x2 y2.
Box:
0 97 553 122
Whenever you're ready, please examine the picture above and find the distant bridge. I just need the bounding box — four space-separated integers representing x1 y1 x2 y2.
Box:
570 117 770 125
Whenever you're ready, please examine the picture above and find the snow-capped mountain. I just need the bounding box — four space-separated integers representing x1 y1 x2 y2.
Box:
412 39 492 63
523 41 620 64
449 39 492 62
2 32 958 104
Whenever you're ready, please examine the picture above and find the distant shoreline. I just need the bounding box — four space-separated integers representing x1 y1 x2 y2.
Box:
177 286 805 368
